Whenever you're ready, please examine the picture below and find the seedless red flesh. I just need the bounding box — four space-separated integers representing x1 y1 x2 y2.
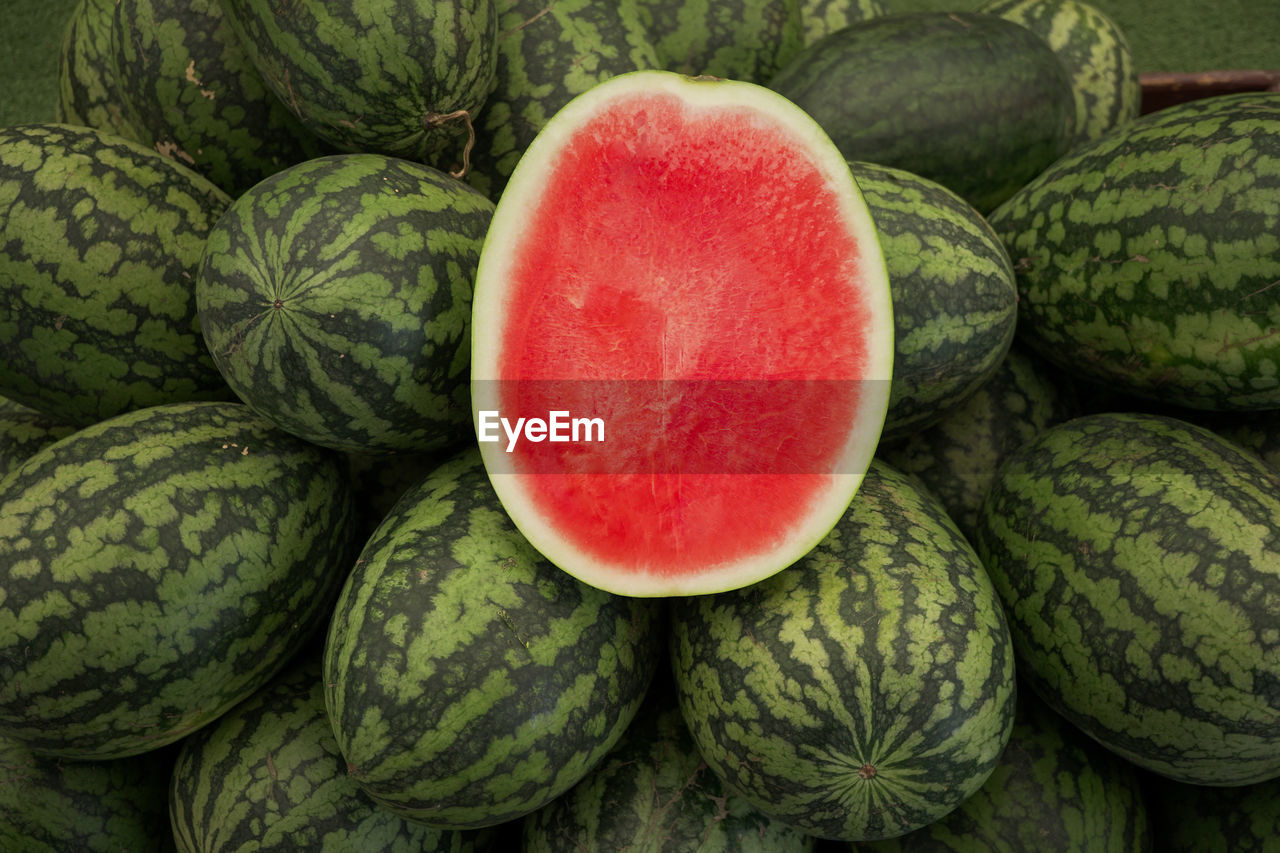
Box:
472 71 892 596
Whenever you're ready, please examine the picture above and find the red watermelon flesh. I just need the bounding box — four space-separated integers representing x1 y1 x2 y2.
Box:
472 71 893 596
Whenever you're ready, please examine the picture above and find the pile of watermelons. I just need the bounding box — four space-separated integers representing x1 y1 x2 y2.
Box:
3 0 1280 849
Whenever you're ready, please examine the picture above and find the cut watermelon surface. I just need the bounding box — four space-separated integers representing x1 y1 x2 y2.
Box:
472 70 893 596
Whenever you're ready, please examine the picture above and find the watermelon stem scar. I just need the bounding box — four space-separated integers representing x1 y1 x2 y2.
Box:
425 108 475 179
471 70 894 597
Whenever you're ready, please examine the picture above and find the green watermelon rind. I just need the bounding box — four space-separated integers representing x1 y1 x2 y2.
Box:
989 92 1280 411
0 123 234 426
323 448 665 830
0 400 357 760
197 152 493 455
976 411 1280 786
671 459 1016 842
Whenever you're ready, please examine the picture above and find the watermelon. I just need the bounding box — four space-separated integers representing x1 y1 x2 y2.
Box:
988 92 1280 411
170 657 492 852
0 123 233 426
976 411 1280 785
522 672 815 852
635 0 806 83
464 0 661 199
111 0 328 196
850 160 1017 442
0 400 357 760
671 459 1016 842
0 734 175 852
977 0 1141 144
471 69 893 597
800 0 885 44
196 152 493 455
56 0 148 143
219 0 498 169
768 11 1077 213
1148 774 1280 852
853 688 1152 852
0 396 76 479
877 344 1077 544
323 447 665 829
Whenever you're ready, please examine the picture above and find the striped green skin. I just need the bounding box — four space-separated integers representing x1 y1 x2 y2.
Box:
0 735 175 853
220 0 498 169
801 0 885 44
1148 774 1280 852
0 123 233 427
521 674 815 853
634 0 805 84
988 93 1280 411
323 448 665 830
671 459 1016 842
170 658 489 853
55 0 148 143
464 0 661 199
0 401 358 760
0 398 76 480
975 412 1280 786
854 689 1152 852
197 153 493 455
877 344 1077 544
112 0 328 197
851 160 1017 442
768 12 1075 214
978 0 1141 144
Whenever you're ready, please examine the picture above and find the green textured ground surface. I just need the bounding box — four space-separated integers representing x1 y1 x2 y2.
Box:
884 0 1280 71
1 0 80 128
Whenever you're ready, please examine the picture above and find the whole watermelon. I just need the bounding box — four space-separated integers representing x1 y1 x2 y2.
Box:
0 123 233 426
978 0 1141 144
0 734 175 852
197 152 492 455
220 0 498 170
111 0 327 196
851 159 1017 441
671 459 1016 842
323 448 665 829
170 657 491 852
0 401 357 760
977 412 1280 786
768 12 1076 213
988 92 1280 411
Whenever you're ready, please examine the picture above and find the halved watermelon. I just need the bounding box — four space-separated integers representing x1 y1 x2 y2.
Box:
471 70 893 597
